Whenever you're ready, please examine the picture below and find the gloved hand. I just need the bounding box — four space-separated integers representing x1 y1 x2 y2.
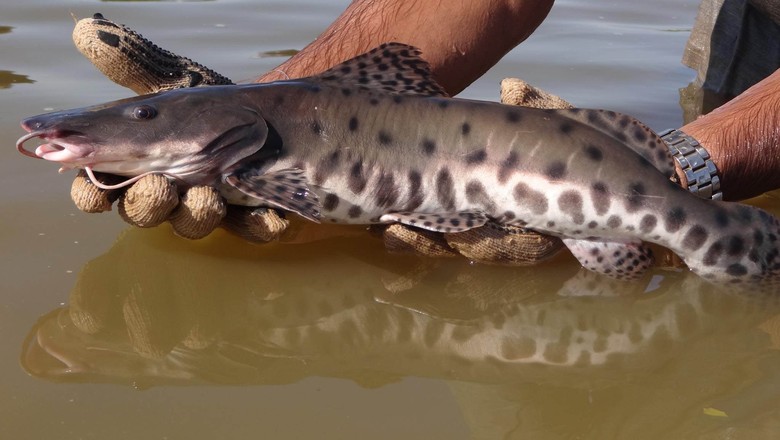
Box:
69 13 564 263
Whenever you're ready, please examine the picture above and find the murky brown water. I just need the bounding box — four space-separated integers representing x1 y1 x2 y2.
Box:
3 1 780 439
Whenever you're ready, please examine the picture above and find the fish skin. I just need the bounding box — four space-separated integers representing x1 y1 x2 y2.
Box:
17 43 780 285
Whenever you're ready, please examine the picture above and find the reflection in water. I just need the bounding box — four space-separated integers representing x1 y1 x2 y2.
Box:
20 226 780 438
0 70 34 89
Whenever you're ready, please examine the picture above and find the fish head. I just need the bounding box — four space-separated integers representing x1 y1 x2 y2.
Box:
17 86 268 186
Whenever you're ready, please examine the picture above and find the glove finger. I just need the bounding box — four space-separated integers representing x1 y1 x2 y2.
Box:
169 186 227 239
71 169 126 213
117 174 179 227
72 13 233 95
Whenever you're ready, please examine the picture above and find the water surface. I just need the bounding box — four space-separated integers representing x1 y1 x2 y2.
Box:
2 1 780 439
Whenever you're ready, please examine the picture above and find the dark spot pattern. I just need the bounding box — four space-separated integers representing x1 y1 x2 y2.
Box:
625 183 647 213
375 172 399 208
703 242 723 266
378 130 393 146
506 110 521 123
465 180 497 213
498 151 519 184
311 121 323 135
513 183 548 215
348 117 359 131
714 208 730 227
421 139 436 156
348 205 363 218
640 214 657 233
558 191 585 224
633 126 648 142
436 168 456 211
590 182 611 215
726 236 746 257
607 215 622 228
348 160 367 194
726 263 748 276
314 150 341 185
682 225 708 251
323 193 339 212
560 123 574 134
461 123 471 136
405 170 424 211
665 207 687 232
545 162 567 180
584 145 603 161
465 149 487 165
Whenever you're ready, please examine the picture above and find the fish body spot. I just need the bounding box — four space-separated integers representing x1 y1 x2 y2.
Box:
498 151 519 184
640 214 657 233
378 130 393 145
665 207 687 232
607 215 622 228
421 139 436 156
348 160 367 194
590 182 611 215
558 190 585 225
682 225 708 250
625 182 646 212
545 161 567 180
375 172 399 208
465 149 487 165
514 182 548 215
436 168 456 211
465 180 497 213
405 170 424 211
323 193 339 211
584 145 603 161
348 205 363 218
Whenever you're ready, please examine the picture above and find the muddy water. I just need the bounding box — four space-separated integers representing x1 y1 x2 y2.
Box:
2 1 780 439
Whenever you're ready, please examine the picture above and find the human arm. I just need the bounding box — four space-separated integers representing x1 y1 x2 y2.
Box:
257 0 554 95
681 68 780 201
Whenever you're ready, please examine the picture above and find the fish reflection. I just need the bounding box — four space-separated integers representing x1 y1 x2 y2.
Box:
20 225 780 437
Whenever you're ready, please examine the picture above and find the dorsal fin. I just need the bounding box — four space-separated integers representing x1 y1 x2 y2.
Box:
309 42 449 97
558 108 676 177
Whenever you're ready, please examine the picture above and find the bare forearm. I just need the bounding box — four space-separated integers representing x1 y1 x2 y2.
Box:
257 0 554 95
682 68 780 200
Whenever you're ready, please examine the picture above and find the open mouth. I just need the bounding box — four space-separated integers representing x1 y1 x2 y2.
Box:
16 130 91 163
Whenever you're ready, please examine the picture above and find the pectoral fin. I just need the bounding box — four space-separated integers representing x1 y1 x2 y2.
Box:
226 168 321 222
562 238 654 281
380 210 488 233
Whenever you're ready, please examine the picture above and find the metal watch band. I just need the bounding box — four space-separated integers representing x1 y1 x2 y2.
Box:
659 128 723 201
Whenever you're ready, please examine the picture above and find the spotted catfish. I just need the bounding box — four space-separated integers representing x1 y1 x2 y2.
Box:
16 43 780 285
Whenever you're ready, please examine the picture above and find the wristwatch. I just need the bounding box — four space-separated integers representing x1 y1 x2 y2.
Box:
659 128 723 201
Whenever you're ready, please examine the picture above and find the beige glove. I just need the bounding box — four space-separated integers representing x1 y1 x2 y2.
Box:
70 13 565 263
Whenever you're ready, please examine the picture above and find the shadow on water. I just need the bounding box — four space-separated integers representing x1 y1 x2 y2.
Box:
0 70 35 89
0 26 12 34
19 224 780 438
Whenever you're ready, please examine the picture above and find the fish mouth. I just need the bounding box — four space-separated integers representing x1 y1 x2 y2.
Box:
16 129 94 165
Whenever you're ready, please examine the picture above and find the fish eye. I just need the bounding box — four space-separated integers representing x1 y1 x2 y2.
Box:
132 105 157 120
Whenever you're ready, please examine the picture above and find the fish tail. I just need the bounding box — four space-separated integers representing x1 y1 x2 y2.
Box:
669 199 780 286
